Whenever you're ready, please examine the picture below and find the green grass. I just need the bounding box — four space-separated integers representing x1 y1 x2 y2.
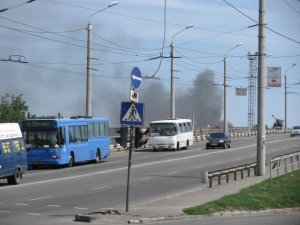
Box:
183 170 300 216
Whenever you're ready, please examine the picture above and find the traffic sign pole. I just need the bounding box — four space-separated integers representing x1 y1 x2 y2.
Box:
125 126 133 212
125 67 143 212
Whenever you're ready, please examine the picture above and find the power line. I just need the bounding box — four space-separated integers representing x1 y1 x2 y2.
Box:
282 0 300 15
222 0 300 44
0 0 37 13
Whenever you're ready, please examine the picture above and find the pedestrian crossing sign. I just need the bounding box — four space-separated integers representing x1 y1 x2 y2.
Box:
120 102 144 126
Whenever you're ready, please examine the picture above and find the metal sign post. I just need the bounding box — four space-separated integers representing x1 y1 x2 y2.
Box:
125 126 133 212
123 67 143 212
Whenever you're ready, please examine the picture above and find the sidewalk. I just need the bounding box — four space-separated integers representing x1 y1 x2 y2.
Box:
75 171 274 224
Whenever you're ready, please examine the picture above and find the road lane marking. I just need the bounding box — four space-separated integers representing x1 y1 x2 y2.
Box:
16 203 29 206
193 165 202 169
168 171 179 175
28 196 52 201
91 185 110 191
0 210 11 213
140 177 151 181
47 205 61 208
74 207 89 210
26 212 41 216
0 138 295 190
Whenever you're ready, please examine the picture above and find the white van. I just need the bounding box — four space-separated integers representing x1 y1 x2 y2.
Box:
0 123 27 185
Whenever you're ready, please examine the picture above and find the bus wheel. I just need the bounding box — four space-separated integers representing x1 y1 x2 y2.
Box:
175 142 180 151
185 140 189 150
7 169 21 185
68 153 75 167
95 150 101 163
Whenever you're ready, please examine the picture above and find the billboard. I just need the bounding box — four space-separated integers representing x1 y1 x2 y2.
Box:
236 87 247 96
267 67 281 87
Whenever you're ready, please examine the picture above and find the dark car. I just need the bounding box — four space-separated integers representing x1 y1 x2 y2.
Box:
206 132 231 149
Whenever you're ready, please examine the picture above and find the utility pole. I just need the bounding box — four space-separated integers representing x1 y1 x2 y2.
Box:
170 41 175 119
86 23 92 117
170 24 193 119
284 64 296 129
86 1 118 117
257 0 266 176
223 56 227 132
223 43 243 132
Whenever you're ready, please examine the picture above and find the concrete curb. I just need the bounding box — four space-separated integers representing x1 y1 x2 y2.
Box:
137 207 300 223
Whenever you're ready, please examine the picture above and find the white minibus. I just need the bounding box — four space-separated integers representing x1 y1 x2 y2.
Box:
148 119 193 151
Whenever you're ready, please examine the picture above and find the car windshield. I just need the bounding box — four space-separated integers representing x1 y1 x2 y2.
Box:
23 129 60 148
210 133 225 138
293 126 300 129
150 123 176 136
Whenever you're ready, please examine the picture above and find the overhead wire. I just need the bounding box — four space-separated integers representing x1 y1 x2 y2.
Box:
222 0 300 44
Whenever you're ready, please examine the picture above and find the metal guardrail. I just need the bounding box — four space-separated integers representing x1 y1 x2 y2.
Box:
193 128 289 141
270 151 300 181
201 162 257 188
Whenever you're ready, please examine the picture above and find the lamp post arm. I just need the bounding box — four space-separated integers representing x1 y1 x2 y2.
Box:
89 1 118 23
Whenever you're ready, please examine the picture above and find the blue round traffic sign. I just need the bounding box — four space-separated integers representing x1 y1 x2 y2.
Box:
131 67 142 90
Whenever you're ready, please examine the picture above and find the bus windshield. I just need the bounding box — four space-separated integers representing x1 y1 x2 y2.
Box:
150 123 176 136
24 129 60 148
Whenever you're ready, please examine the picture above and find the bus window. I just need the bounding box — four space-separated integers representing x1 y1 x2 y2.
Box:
100 122 105 137
94 123 100 137
59 126 65 145
88 123 94 137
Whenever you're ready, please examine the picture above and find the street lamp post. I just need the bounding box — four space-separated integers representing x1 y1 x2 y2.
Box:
284 63 296 129
223 43 243 132
170 24 193 119
86 1 118 117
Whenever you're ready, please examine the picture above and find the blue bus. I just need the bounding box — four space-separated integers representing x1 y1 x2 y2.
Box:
19 117 110 167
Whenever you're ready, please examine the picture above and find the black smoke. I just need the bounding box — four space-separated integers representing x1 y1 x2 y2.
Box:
140 69 223 128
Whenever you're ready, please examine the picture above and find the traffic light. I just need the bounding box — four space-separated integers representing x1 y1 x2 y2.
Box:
134 127 149 149
118 126 128 148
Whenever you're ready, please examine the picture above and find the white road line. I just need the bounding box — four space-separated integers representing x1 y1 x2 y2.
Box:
91 185 110 191
25 212 41 216
46 205 61 208
168 171 179 175
140 177 151 181
73 207 89 210
0 210 11 213
16 203 29 206
193 165 202 169
28 196 52 201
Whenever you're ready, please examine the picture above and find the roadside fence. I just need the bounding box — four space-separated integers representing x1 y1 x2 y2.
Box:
270 151 300 181
201 162 257 188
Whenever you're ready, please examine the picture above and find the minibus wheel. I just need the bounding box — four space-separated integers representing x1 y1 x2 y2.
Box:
7 169 21 185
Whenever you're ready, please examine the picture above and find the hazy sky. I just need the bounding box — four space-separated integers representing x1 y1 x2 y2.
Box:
0 0 299 128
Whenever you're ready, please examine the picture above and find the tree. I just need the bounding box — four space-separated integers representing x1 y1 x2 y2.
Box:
0 93 28 123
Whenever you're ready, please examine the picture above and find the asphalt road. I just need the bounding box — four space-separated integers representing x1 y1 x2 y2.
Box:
0 134 299 225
